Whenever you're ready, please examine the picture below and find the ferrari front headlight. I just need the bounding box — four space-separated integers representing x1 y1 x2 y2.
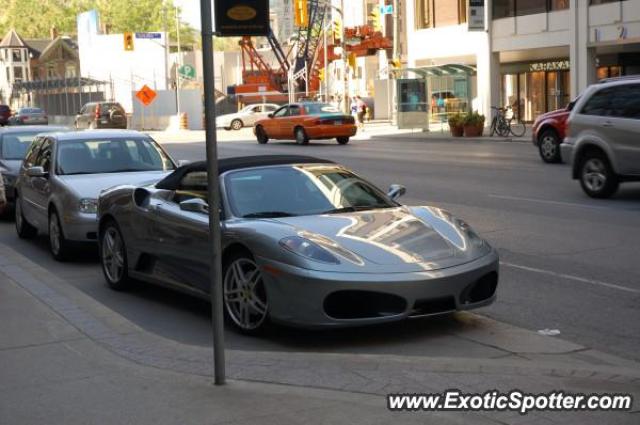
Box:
279 236 340 264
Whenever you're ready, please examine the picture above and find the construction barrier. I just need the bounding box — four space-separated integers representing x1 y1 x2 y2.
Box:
179 112 188 130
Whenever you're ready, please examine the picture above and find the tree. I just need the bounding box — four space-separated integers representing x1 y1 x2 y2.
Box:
0 0 197 50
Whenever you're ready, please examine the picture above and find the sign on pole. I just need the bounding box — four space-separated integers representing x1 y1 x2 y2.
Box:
380 4 393 15
214 0 270 36
135 32 162 39
468 0 486 31
178 64 196 80
135 84 157 106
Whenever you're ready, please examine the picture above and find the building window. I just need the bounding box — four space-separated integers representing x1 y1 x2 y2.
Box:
415 0 432 29
14 66 23 80
415 0 468 29
12 49 22 62
493 0 569 19
65 63 77 78
550 0 570 10
589 0 622 4
516 0 547 16
47 64 57 79
493 0 515 19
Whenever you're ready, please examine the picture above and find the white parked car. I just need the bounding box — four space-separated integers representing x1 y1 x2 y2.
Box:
216 104 279 131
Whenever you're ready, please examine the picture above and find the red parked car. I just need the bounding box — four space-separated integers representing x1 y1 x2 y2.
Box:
531 99 579 163
0 105 11 126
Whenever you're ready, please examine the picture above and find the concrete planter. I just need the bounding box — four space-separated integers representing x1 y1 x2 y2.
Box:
450 125 464 137
464 124 484 137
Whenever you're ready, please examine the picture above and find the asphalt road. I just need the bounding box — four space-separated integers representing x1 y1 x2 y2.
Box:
1 134 639 361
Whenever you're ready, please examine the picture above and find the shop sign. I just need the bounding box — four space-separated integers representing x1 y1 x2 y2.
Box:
214 0 270 37
468 0 486 32
529 60 570 72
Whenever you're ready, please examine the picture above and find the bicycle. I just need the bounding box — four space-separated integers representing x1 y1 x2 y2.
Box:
490 106 526 137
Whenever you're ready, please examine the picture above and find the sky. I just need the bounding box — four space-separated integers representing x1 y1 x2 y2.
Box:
174 0 204 30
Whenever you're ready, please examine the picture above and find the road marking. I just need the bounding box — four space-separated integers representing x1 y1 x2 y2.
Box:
489 194 615 210
501 262 640 294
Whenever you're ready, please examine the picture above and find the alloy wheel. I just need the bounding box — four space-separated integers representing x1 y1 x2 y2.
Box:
231 119 243 130
540 136 557 160
102 227 125 283
224 258 268 331
582 158 607 193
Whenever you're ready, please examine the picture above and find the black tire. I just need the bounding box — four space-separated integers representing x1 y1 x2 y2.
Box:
538 129 562 163
15 195 37 239
99 220 132 290
295 127 309 145
49 209 72 261
489 117 497 136
222 250 269 335
579 151 619 199
256 126 269 144
509 119 526 137
230 119 243 131
337 137 350 145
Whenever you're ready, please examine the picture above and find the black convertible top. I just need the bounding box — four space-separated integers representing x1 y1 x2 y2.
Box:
155 155 334 190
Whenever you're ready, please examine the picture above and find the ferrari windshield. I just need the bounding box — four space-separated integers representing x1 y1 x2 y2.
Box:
1 133 41 160
224 165 396 218
56 137 175 175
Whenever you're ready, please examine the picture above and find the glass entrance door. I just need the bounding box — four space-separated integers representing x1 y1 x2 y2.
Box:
546 71 570 112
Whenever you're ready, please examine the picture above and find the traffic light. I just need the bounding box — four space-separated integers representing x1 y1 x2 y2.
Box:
123 32 134 51
390 58 401 69
318 68 325 81
294 0 309 27
333 20 342 42
348 53 357 71
369 8 382 31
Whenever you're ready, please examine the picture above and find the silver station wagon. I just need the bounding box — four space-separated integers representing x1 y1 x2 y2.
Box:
14 130 176 260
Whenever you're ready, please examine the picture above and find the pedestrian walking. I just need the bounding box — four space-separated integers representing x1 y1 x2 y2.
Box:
350 97 358 123
356 96 367 131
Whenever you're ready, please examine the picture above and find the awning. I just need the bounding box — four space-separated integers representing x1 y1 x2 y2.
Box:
391 64 477 78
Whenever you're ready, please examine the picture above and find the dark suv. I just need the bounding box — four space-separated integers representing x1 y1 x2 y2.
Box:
0 105 11 126
75 102 127 129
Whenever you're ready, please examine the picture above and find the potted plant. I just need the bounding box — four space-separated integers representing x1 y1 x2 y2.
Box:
447 113 464 137
463 111 486 137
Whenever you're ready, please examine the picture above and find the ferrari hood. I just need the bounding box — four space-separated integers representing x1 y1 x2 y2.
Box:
274 206 487 269
58 171 171 199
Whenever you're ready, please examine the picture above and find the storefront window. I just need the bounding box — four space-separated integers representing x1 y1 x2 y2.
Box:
493 0 515 19
549 0 570 10
516 0 547 16
503 74 519 116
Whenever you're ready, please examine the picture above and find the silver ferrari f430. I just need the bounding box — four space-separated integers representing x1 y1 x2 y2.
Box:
97 155 499 334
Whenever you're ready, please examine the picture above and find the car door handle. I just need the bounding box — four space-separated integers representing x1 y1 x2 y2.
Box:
602 121 614 128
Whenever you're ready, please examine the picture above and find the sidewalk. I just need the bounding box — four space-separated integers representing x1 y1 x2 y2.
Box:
1 241 638 425
146 122 533 145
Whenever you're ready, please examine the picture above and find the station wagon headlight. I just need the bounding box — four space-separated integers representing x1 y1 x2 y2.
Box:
279 236 340 264
79 198 98 214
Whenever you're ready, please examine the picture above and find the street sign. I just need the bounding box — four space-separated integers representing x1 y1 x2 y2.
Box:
214 0 270 37
135 32 162 39
468 0 486 31
135 84 157 106
380 4 393 15
178 64 196 80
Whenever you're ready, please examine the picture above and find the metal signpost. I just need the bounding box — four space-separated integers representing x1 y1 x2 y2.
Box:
202 0 270 386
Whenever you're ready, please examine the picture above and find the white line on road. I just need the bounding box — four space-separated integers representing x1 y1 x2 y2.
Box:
501 262 640 294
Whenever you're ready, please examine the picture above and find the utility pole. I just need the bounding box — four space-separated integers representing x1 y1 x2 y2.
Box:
323 22 329 102
163 2 170 90
339 0 348 114
175 7 182 114
199 0 226 386
392 0 399 61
